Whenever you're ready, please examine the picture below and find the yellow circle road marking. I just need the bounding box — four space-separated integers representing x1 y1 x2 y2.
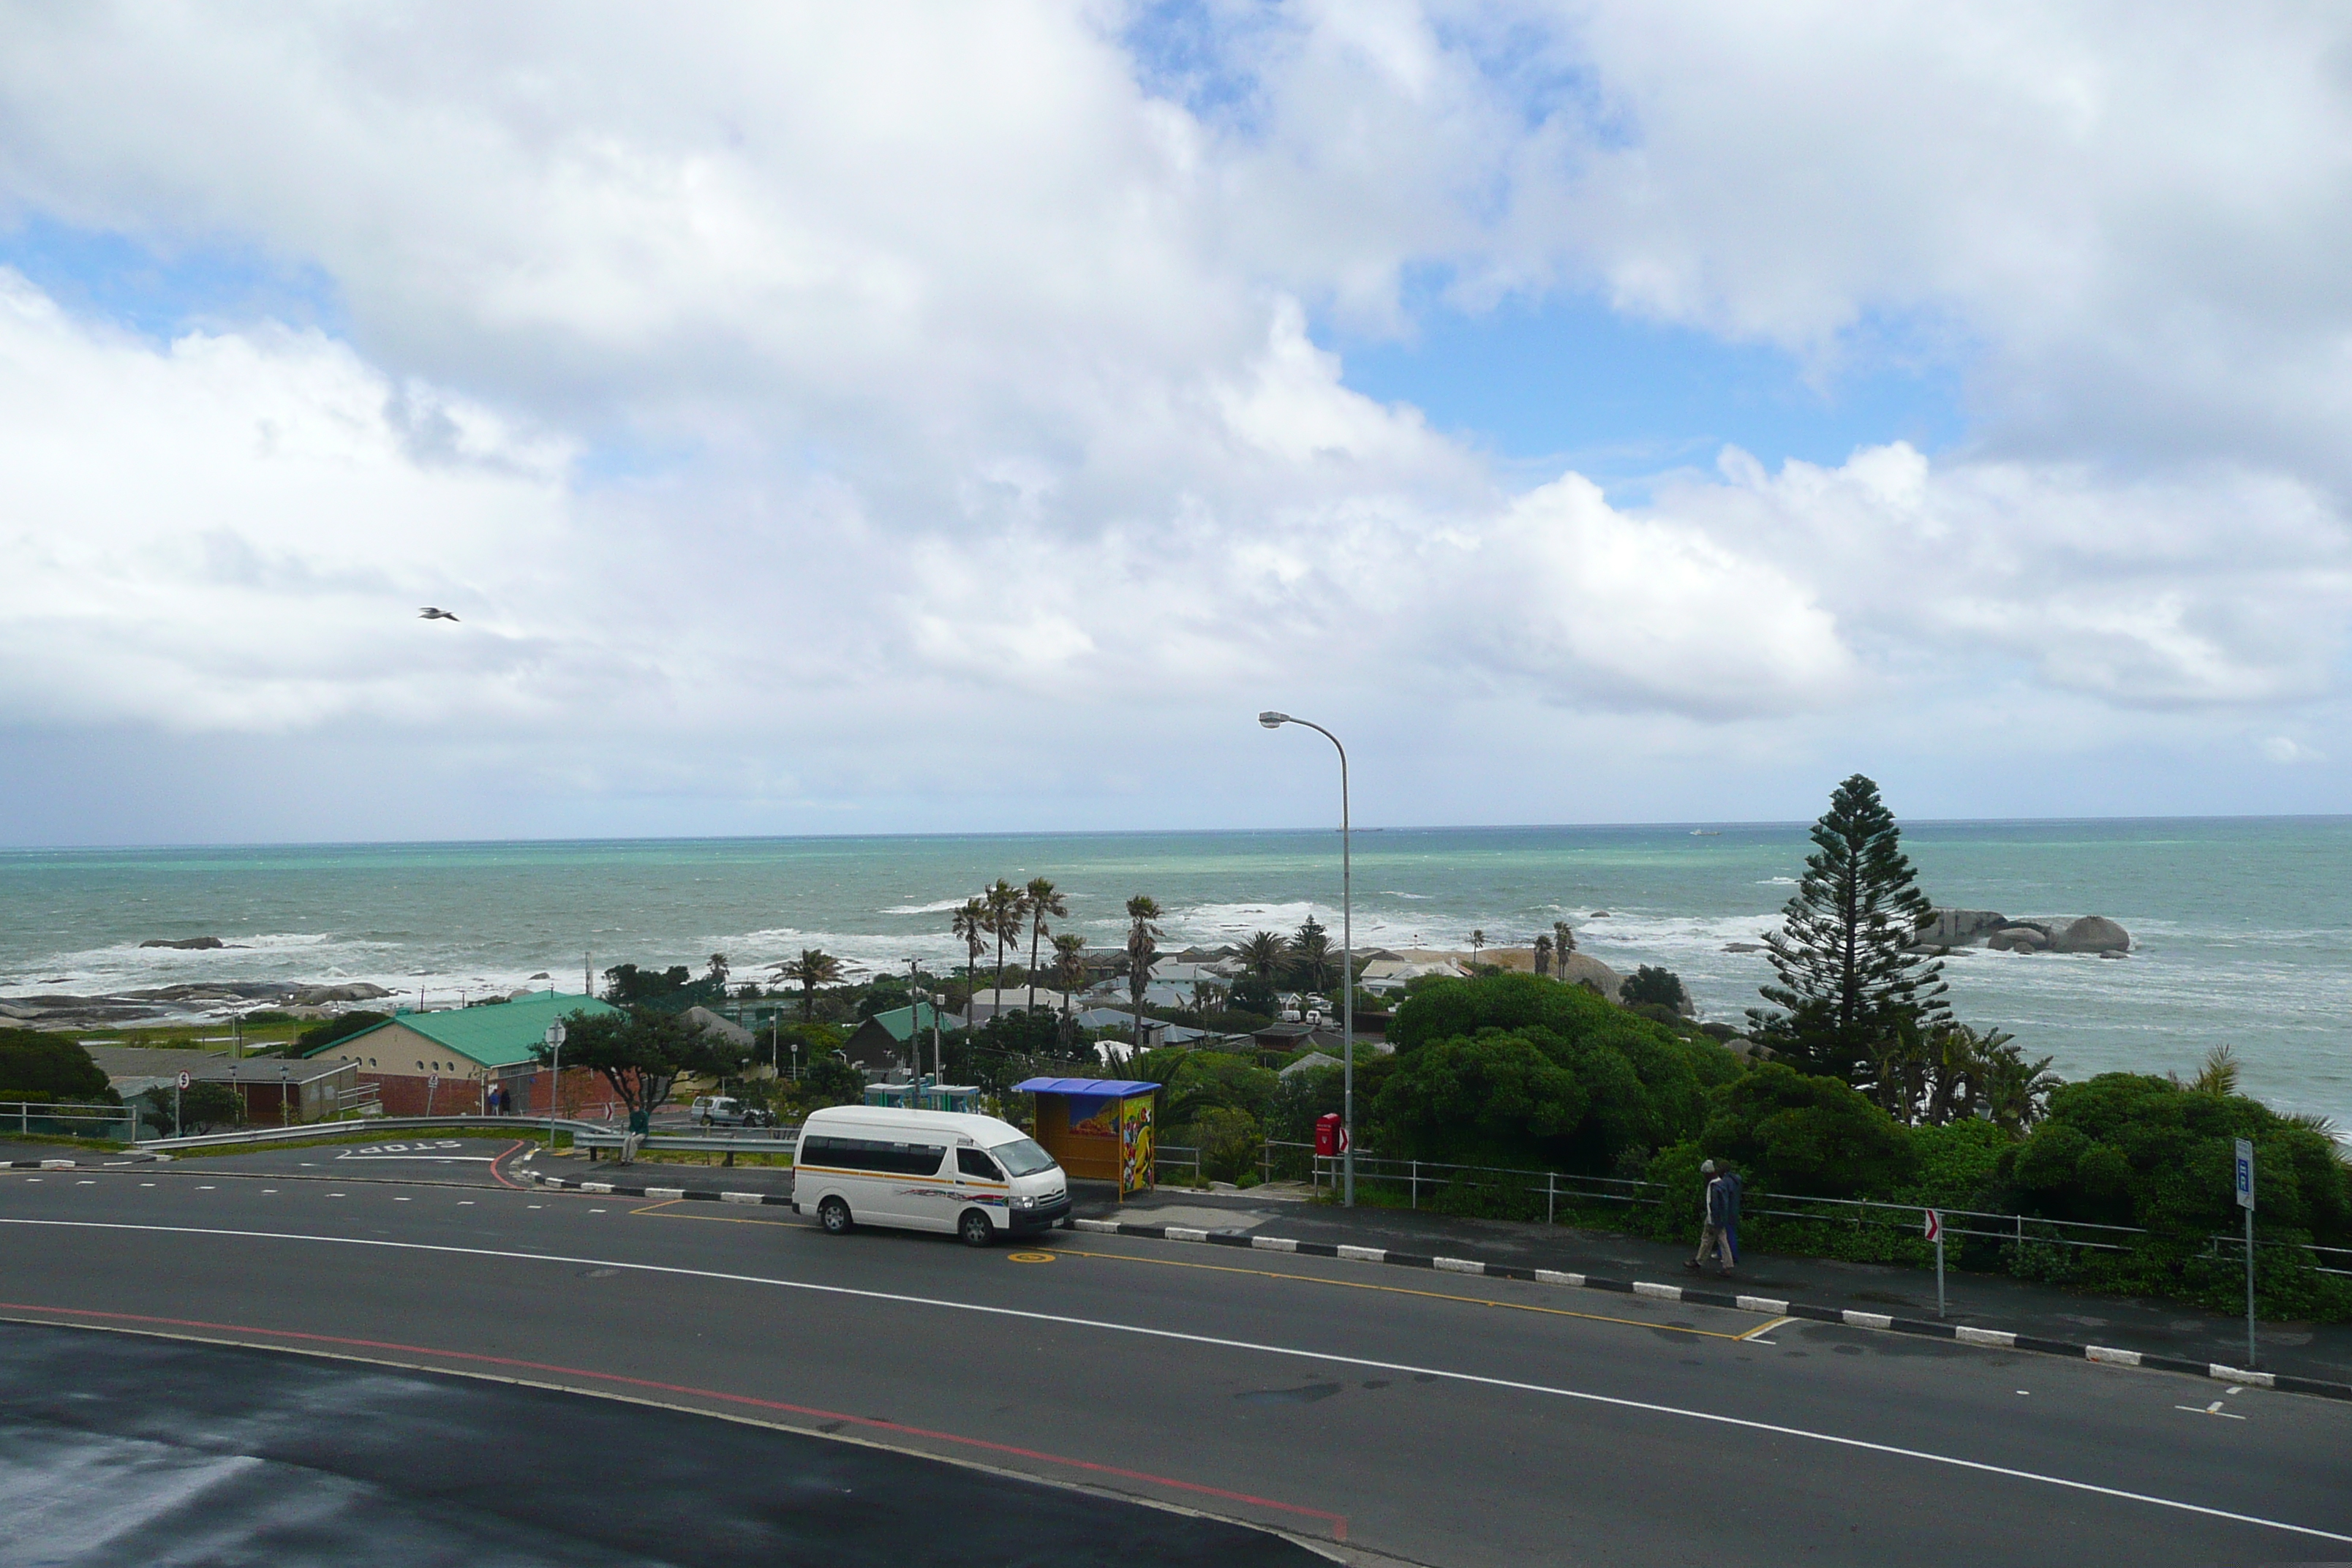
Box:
1006 1251 1058 1264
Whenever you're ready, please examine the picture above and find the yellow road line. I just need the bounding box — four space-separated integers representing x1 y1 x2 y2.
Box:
1055 1246 1752 1341
1738 1315 1794 1342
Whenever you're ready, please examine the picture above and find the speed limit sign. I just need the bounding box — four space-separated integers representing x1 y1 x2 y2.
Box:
177 1071 190 1090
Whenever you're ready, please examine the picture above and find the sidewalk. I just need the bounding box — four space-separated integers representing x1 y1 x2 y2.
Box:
1076 1184 2352 1387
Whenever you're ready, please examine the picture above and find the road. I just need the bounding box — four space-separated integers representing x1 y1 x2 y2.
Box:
3 1160 2348 1567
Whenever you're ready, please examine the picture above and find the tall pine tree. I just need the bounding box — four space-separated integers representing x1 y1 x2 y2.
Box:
1754 774 1948 1082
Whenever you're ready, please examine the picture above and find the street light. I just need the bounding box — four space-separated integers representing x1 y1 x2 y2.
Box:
543 1018 567 1150
1259 710 1354 1207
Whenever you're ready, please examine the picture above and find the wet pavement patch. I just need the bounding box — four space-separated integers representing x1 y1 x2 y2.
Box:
0 1322 1322 1567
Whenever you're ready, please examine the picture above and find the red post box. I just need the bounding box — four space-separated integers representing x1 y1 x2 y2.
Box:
1314 1112 1346 1156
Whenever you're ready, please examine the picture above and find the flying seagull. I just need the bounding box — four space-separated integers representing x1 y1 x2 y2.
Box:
418 607 459 622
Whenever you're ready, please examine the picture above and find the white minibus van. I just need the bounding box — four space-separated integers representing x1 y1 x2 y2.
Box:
791 1105 1070 1246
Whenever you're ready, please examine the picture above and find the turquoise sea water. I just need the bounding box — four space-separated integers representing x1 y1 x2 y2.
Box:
2 818 2347 1127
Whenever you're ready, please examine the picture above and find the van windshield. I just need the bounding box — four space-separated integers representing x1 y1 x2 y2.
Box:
990 1137 1057 1177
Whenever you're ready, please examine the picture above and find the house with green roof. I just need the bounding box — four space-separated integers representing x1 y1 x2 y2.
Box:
840 1001 961 1071
301 992 621 1117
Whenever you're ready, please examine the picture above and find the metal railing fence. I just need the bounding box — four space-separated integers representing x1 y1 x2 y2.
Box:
4 1101 138 1142
1257 1138 2351 1277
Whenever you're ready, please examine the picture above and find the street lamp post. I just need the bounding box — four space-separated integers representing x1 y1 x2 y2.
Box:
1259 711 1354 1207
543 1018 567 1150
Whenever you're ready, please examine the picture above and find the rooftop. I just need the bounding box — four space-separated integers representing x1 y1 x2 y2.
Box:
309 992 618 1070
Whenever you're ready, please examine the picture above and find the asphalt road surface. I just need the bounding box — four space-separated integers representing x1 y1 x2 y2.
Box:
3 1166 2347 1567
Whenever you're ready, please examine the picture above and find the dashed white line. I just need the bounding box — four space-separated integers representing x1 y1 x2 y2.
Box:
3 1215 2343 1550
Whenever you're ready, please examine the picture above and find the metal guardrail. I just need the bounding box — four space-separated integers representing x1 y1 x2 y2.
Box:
140 1114 612 1153
575 1127 801 1158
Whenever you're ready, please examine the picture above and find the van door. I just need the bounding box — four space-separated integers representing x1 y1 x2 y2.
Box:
955 1145 1008 1232
872 1137 952 1230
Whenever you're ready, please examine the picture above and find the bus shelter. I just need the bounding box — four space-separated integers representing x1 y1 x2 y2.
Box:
1012 1077 1158 1198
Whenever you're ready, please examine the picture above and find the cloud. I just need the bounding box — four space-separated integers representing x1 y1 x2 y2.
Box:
0 3 2347 837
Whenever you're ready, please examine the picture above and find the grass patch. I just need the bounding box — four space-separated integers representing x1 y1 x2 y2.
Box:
604 1149 793 1169
0 1131 132 1153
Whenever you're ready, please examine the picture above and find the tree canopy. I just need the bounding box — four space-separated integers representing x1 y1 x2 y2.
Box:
1754 774 1948 1084
0 1030 114 1103
1378 973 1738 1173
538 1006 750 1120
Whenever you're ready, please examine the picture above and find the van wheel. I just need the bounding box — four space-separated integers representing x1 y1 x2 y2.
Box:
958 1209 995 1248
818 1197 853 1235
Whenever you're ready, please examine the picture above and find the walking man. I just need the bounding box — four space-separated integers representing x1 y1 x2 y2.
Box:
1686 1159 1736 1275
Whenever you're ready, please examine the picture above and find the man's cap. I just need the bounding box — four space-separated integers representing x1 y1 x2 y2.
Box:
1700 1159 1716 1173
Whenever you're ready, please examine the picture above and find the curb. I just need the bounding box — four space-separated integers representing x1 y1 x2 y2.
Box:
520 1171 2351 1404
3 1160 78 1171
530 1171 794 1208
1066 1218 2352 1404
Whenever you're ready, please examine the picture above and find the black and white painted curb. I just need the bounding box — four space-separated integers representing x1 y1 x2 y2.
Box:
530 1170 794 1208
521 1169 2351 1404
2 1159 77 1171
1069 1218 2352 1403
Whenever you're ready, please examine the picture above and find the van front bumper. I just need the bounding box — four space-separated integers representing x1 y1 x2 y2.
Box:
1007 1194 1071 1234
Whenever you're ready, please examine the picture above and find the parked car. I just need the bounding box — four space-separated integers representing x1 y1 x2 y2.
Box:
690 1095 774 1128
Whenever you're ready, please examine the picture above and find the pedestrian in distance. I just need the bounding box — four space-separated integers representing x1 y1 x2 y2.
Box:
1721 1162 1743 1267
1686 1159 1736 1276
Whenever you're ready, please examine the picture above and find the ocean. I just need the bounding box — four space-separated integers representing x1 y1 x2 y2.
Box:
2 818 2347 1128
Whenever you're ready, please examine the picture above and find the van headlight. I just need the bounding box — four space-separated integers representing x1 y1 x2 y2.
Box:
1013 1195 1036 1209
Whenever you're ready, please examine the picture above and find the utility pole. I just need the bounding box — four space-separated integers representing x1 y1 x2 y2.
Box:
1260 711 1354 1206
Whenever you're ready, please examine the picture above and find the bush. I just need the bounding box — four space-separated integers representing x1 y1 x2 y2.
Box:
1697 1061 1918 1198
0 1030 116 1104
796 1057 867 1109
1621 966 1689 1011
1375 974 1740 1174
295 1011 390 1054
137 1080 243 1134
1191 1107 1263 1182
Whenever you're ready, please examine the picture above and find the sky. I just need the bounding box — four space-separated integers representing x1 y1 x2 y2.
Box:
2 1 2350 844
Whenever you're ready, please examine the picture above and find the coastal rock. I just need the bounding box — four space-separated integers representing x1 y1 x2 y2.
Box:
139 936 225 950
1722 1036 1771 1060
1722 941 1767 954
1987 926 2049 952
1915 909 2008 947
292 982 394 1006
1557 951 1624 1003
2050 915 2132 954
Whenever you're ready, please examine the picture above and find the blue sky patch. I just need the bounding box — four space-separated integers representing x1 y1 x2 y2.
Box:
0 214 344 342
1325 284 1971 497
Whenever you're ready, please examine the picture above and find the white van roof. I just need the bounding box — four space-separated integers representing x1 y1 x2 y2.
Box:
799 1104 1028 1145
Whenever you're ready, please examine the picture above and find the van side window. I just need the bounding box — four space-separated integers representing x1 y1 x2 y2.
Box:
802 1135 947 1177
957 1148 1003 1181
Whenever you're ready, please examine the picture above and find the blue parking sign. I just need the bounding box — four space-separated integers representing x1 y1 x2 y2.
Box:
2234 1137 2255 1211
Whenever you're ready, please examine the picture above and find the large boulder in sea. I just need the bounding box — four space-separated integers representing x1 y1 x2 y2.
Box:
1556 951 1624 1003
1986 925 2050 952
1915 909 2008 947
293 982 395 1006
140 936 225 950
2049 915 2131 954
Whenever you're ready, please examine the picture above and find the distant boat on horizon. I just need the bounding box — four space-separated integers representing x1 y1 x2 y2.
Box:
1689 829 1722 836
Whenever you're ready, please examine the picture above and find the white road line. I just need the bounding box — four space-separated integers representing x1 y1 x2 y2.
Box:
1 1215 2344 1546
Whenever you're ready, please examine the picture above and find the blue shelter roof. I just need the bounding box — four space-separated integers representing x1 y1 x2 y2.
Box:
1011 1077 1159 1096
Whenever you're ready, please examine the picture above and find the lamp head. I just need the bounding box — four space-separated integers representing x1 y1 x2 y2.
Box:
1259 711 1289 728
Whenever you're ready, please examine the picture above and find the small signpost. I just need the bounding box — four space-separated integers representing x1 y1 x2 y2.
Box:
2235 1137 2257 1369
425 1073 440 1117
174 1070 189 1138
1925 1208 1945 1318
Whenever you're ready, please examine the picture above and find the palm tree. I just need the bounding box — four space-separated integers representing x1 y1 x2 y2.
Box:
984 878 1026 1017
1125 894 1163 1058
1469 930 1486 968
777 948 843 1022
1554 920 1575 965
1051 932 1089 1017
1240 930 1286 981
1025 877 1068 1014
1532 932 1553 979
951 898 988 1019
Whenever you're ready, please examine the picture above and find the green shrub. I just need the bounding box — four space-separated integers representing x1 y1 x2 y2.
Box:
1697 1061 1918 1198
0 1030 116 1104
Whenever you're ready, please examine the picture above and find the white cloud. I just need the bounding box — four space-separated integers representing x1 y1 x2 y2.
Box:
0 3 2346 837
